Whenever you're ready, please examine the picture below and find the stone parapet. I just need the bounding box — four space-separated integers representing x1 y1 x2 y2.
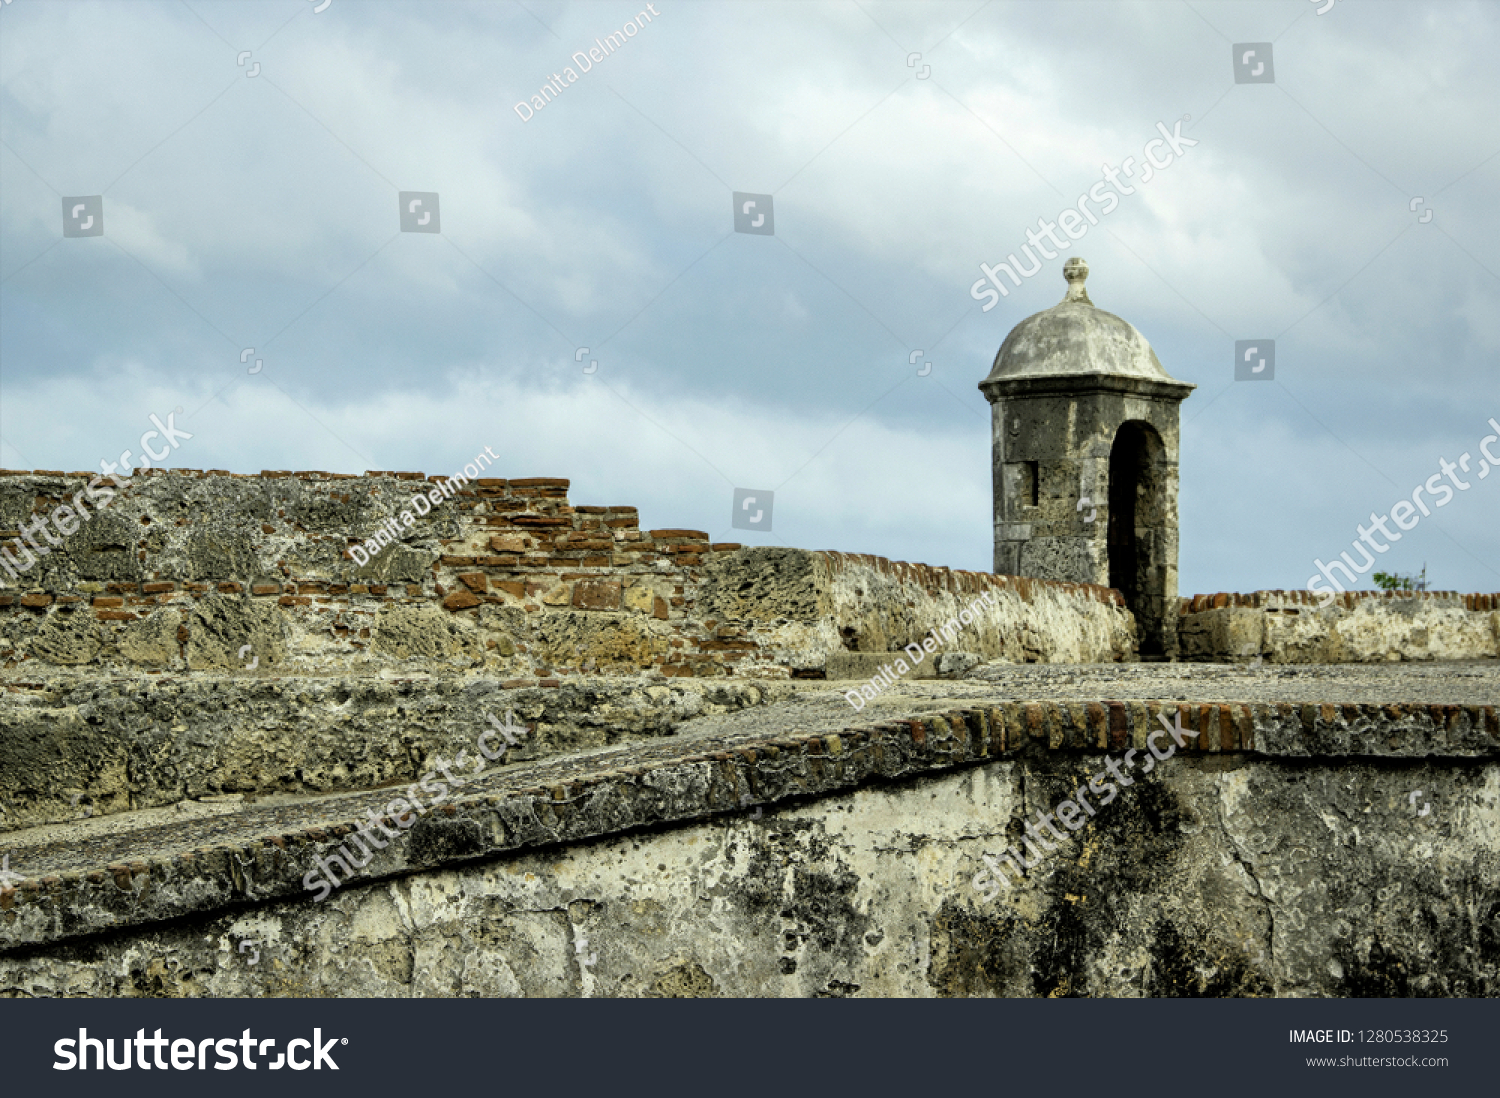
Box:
1178 589 1500 663
0 470 1133 678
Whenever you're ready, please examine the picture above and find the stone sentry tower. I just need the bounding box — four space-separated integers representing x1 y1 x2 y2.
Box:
978 258 1195 659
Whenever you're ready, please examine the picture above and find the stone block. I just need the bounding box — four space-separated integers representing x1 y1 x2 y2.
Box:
622 583 657 614
573 580 621 611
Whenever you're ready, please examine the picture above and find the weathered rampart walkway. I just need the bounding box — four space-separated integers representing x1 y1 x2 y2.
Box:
2 663 1495 997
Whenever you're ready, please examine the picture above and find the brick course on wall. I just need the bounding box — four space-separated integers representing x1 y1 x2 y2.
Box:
0 469 1132 678
1180 589 1500 613
1178 589 1500 663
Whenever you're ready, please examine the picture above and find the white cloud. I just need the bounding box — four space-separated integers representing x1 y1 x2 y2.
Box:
1 0 1496 592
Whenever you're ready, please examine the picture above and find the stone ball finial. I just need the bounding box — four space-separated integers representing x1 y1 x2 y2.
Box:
1062 257 1091 304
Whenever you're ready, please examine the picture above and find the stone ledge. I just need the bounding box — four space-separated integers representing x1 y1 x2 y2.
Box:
1 697 1494 952
0 675 792 832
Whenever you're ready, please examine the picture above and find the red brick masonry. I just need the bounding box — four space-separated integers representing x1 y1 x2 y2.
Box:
0 468 1124 677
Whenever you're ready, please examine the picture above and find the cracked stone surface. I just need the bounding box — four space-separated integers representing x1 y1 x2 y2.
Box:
699 659 1500 738
0 663 1495 997
0 674 790 831
1 752 1493 997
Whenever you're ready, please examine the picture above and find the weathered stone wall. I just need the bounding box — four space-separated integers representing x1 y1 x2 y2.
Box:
3 701 1496 996
0 676 787 832
1179 589 1500 664
0 469 1131 680
5 467 1496 999
700 549 1133 670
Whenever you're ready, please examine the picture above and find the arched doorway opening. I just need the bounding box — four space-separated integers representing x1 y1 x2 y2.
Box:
1107 421 1168 659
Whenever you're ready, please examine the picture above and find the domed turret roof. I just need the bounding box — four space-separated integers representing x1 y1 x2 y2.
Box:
982 258 1179 384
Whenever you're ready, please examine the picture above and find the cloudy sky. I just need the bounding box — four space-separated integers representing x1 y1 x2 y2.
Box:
1 0 1496 597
